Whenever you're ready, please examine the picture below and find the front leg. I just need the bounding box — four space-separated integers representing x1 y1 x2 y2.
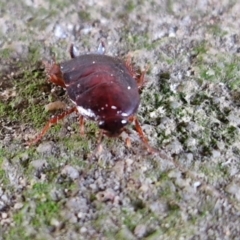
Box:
43 61 66 88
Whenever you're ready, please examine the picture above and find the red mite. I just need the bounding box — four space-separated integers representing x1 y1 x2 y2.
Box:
30 43 152 151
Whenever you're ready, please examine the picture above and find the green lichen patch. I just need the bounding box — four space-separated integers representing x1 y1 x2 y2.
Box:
0 62 49 128
5 182 63 240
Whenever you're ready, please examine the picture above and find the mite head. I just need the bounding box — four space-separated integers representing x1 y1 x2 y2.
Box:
98 117 128 137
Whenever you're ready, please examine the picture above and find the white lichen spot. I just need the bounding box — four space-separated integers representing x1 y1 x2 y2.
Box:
92 61 95 64
105 104 108 107
170 83 178 93
101 107 104 110
127 86 131 90
77 106 96 118
111 74 113 77
121 119 127 124
77 83 81 88
150 106 165 118
54 24 67 39
111 106 117 109
97 42 105 55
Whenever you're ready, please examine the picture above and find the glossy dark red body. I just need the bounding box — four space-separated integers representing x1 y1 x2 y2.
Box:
29 45 154 152
61 54 140 136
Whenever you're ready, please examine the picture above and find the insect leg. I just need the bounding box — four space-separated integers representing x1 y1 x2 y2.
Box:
128 116 156 153
79 115 85 136
28 107 77 146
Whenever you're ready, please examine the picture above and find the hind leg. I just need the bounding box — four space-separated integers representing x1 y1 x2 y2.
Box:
28 107 78 146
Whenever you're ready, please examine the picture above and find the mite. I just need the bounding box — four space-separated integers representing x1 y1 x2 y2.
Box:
29 43 152 151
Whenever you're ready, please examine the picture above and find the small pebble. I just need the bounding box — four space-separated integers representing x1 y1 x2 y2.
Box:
61 165 80 180
14 202 24 210
1 212 8 219
226 181 240 201
37 142 53 154
134 224 147 238
31 159 48 170
80 227 87 233
96 188 116 202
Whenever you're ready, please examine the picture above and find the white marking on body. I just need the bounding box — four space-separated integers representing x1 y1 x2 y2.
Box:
77 83 81 88
127 86 131 90
121 119 127 124
121 112 128 117
99 121 104 125
111 106 117 109
105 104 108 107
92 61 95 64
101 107 104 110
77 106 96 118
